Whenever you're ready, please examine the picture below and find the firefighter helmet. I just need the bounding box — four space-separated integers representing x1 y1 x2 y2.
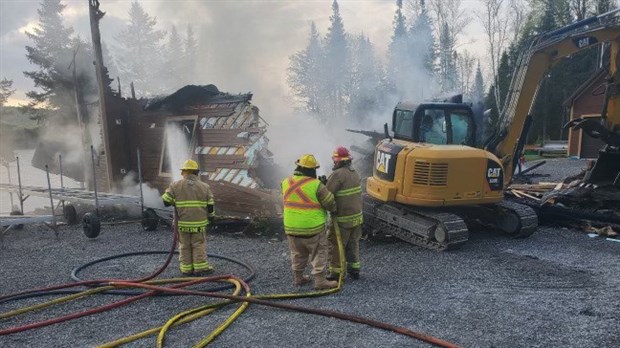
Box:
332 146 352 162
295 154 320 169
181 159 199 171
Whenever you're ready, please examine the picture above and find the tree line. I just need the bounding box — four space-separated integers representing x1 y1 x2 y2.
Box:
288 0 618 142
17 0 200 125
14 0 620 144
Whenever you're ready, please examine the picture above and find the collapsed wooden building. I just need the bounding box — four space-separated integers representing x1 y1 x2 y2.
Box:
33 84 282 218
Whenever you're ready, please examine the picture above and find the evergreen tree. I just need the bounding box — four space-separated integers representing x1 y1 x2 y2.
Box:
438 22 458 92
287 22 325 115
163 25 184 90
595 0 615 14
483 85 499 138
101 40 119 94
114 1 165 96
323 0 349 122
23 0 75 122
386 0 410 96
408 0 436 77
182 24 198 85
472 62 485 102
349 34 384 124
0 78 15 107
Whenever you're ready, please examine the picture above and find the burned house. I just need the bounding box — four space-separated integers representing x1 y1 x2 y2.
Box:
33 85 282 218
128 85 281 217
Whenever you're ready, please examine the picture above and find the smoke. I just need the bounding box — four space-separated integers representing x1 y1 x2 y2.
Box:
265 97 372 177
164 122 191 181
117 171 164 210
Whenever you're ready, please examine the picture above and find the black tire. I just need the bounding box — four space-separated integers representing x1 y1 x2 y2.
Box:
82 212 101 239
9 210 24 230
141 208 159 231
63 204 78 225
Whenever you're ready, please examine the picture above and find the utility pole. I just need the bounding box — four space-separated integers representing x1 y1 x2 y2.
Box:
88 0 113 192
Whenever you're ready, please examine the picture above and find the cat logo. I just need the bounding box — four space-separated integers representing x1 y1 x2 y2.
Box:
376 151 392 174
487 168 501 178
487 167 502 184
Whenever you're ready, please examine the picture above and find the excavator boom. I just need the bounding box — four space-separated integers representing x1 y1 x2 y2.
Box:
486 10 620 186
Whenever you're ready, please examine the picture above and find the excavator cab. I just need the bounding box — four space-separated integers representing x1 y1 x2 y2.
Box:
392 102 476 146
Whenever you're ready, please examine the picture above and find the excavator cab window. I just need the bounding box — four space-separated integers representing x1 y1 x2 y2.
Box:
414 104 475 146
392 104 476 145
393 109 415 140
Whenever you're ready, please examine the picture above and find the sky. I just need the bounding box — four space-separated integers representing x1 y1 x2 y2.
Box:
0 0 488 108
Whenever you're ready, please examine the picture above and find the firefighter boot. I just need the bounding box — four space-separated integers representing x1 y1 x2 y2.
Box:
314 274 338 290
294 271 311 286
348 269 360 280
326 271 340 281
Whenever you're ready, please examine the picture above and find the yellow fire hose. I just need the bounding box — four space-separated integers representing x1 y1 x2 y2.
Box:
3 219 346 348
108 219 346 347
97 278 244 348
155 220 346 348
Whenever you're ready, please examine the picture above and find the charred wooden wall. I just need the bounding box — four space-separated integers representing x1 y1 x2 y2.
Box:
122 98 280 217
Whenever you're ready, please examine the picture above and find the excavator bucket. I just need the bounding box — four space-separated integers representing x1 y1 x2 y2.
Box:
585 148 620 186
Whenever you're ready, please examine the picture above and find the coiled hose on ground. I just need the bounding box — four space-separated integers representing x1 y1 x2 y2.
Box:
0 214 460 348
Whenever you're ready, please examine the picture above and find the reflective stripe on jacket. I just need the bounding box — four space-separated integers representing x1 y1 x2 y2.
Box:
282 175 335 237
326 166 363 228
161 174 215 233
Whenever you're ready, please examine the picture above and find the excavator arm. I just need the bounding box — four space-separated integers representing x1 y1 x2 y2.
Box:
485 10 620 187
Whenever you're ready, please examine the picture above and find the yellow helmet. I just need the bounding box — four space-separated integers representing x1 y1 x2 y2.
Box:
295 154 320 169
180 159 199 171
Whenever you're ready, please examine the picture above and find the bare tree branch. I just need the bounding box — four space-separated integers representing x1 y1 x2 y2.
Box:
478 0 509 112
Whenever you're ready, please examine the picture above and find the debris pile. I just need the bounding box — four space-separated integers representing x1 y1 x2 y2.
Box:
508 165 620 240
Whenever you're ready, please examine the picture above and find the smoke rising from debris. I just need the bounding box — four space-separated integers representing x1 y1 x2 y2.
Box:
118 172 164 210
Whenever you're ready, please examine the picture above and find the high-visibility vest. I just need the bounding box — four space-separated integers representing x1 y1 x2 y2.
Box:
282 175 326 236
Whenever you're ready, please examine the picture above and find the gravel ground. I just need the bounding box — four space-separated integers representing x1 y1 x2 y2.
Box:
1 159 619 348
521 158 588 182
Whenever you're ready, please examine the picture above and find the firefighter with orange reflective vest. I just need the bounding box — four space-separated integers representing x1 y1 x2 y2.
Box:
325 146 364 281
282 154 338 289
161 159 216 276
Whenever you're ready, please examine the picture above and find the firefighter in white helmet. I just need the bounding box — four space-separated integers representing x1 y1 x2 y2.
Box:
162 159 215 276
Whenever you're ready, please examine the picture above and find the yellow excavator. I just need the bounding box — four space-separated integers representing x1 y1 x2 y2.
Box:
362 10 620 250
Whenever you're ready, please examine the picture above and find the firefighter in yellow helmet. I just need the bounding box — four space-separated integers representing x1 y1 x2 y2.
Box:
326 146 363 281
161 159 216 276
282 154 337 289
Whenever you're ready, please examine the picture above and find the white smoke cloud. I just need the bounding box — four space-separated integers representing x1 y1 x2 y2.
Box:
117 171 164 210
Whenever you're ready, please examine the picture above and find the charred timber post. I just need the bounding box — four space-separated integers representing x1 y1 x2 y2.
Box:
69 48 91 189
88 0 112 192
16 156 23 214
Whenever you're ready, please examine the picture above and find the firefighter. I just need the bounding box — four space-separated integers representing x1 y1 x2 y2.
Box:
161 159 215 276
282 154 338 289
325 146 363 281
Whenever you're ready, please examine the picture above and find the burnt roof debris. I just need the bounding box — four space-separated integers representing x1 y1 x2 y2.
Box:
144 84 253 112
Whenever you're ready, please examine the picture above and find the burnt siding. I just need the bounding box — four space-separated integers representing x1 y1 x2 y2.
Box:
105 96 132 188
105 92 280 217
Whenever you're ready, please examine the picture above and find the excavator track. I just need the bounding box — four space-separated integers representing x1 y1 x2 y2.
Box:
362 195 469 251
495 200 539 238
363 195 538 251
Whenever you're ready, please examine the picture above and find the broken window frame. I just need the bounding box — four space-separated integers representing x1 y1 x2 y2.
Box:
158 115 199 177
